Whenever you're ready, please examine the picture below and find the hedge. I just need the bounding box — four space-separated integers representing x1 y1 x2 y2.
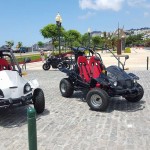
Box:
124 47 131 53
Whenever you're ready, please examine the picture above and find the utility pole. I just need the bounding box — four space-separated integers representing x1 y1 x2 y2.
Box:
117 22 121 55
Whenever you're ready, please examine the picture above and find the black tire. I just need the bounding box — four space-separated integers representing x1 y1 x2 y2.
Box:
86 88 109 111
125 83 144 102
33 88 45 114
42 63 50 70
59 78 74 97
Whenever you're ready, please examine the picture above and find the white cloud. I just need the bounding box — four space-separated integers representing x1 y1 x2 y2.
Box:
127 0 150 8
78 11 96 19
144 12 149 17
79 0 124 11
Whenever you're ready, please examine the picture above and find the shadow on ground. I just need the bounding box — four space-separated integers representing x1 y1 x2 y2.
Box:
0 106 50 128
70 91 145 113
107 97 145 113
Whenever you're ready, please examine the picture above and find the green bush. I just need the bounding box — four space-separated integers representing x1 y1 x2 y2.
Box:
124 47 131 53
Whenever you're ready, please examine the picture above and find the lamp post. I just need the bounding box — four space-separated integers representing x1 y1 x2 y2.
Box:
88 28 91 55
55 12 62 55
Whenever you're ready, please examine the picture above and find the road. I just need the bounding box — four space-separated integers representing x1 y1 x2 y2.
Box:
0 69 150 150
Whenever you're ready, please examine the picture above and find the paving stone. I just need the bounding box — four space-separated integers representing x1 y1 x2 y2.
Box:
0 70 150 150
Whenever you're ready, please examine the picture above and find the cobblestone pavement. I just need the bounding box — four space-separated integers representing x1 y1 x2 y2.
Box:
0 70 150 150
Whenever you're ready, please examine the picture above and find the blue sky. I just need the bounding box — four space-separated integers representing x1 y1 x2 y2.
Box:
0 0 150 47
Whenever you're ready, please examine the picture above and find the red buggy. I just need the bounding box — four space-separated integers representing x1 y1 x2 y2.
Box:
59 47 144 111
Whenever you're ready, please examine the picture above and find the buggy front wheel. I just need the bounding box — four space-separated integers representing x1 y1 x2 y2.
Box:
60 78 74 97
33 88 45 113
125 83 144 102
86 88 109 111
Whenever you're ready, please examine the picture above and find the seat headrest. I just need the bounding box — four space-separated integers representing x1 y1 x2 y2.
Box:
77 56 88 65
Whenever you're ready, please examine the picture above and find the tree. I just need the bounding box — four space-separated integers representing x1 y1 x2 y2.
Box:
109 37 118 50
65 30 81 47
144 39 150 47
37 41 44 48
40 24 65 52
103 31 107 39
92 36 101 47
16 42 22 49
81 33 89 47
126 34 144 47
5 40 14 48
63 31 70 50
16 42 23 55
72 41 80 47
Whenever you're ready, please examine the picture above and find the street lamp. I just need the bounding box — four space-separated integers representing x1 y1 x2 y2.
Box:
55 12 62 55
88 28 91 55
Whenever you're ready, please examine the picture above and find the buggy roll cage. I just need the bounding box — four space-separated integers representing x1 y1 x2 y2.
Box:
70 46 129 70
94 46 129 70
0 45 22 74
90 46 129 70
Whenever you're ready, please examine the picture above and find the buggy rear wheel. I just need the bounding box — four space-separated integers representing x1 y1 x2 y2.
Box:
33 88 45 114
42 63 50 70
60 78 74 97
125 83 144 102
86 88 109 111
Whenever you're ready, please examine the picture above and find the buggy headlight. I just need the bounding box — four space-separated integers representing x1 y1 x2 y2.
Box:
24 83 31 94
133 79 137 83
25 85 31 91
113 81 118 87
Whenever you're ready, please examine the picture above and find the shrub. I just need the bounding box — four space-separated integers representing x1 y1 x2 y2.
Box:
124 47 131 53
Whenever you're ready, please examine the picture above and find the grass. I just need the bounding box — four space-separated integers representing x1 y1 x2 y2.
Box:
15 50 72 63
16 54 42 63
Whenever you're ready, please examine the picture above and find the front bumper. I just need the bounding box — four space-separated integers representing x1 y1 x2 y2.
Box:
0 93 33 108
111 86 140 96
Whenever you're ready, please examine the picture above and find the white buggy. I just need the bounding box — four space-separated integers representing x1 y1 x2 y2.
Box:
0 46 45 113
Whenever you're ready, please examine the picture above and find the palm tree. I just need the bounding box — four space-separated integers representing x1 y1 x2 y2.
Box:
5 40 14 48
16 42 23 56
16 42 23 49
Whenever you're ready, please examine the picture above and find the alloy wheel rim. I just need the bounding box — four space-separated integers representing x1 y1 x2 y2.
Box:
44 64 49 69
90 94 102 107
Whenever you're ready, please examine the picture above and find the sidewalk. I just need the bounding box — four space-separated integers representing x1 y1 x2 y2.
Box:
101 48 150 71
22 61 43 70
24 48 150 71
